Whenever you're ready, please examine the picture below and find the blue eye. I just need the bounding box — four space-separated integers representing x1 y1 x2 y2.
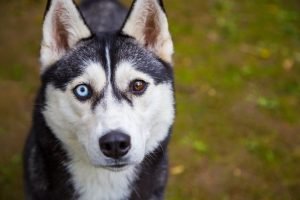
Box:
73 84 92 101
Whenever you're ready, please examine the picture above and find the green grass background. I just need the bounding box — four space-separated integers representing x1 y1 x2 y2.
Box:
0 0 299 199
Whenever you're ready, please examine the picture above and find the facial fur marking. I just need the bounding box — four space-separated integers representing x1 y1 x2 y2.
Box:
104 42 128 103
91 90 105 110
105 45 111 80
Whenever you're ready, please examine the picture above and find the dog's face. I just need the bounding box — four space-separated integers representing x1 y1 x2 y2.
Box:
40 0 174 170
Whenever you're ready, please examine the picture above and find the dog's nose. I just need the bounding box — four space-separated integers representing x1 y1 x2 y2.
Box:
99 131 131 159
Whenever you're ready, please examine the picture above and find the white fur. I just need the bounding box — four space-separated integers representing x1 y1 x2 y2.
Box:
105 46 111 78
69 162 137 200
122 0 174 63
114 61 175 153
40 0 91 73
43 60 174 199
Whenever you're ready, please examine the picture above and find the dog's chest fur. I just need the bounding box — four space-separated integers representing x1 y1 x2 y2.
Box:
69 161 136 200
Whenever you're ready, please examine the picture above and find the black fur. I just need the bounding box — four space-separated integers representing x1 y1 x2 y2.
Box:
24 87 76 199
24 0 174 199
42 34 172 106
130 132 171 199
80 0 127 33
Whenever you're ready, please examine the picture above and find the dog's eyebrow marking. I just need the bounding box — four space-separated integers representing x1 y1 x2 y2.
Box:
105 45 111 79
91 44 112 110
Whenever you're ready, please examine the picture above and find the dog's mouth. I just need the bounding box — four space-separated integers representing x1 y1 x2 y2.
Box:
105 164 130 172
108 164 126 168
100 159 133 172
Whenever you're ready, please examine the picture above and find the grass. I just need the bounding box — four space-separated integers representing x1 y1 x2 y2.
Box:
0 0 299 199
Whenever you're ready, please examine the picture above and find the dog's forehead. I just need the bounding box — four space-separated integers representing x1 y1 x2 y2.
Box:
41 38 101 89
42 35 173 89
111 36 173 84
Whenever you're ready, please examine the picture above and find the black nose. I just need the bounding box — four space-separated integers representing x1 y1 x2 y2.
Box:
99 131 131 159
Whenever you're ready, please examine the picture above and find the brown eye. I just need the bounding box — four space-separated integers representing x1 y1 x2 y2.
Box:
130 80 148 95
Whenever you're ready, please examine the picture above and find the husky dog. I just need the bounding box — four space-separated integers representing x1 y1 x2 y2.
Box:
23 0 174 199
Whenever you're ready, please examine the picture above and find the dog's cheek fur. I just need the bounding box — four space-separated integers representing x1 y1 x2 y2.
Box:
128 82 174 155
140 83 175 154
43 84 90 161
42 62 107 162
114 61 175 159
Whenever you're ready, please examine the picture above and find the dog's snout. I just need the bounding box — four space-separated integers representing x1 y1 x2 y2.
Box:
99 131 131 159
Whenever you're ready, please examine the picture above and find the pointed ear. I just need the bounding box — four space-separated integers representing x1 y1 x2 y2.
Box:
40 0 91 72
121 0 174 64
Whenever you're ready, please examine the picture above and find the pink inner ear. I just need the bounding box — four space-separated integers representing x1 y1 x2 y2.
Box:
53 4 70 51
144 5 160 48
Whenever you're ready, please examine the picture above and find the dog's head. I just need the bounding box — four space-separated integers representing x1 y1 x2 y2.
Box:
40 0 174 170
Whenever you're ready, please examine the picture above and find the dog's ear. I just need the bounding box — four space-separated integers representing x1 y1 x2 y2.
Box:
40 0 91 73
121 0 173 64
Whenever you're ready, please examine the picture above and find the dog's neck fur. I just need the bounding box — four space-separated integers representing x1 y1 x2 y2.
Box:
68 159 137 200
25 88 170 200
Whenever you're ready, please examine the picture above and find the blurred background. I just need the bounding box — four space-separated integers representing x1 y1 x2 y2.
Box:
0 0 299 199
